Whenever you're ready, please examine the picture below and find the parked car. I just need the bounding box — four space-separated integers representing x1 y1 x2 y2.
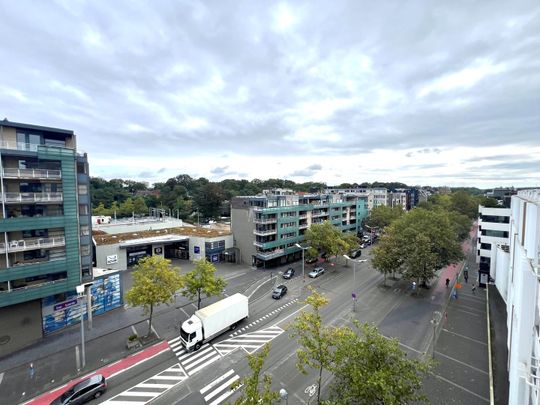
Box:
283 267 295 279
51 374 107 405
305 257 318 264
308 267 325 278
349 249 362 259
272 285 288 299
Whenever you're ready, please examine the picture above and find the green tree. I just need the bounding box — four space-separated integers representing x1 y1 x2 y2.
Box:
119 197 135 217
231 343 280 404
329 322 432 404
182 258 227 309
304 221 358 262
371 233 403 285
133 196 148 215
449 190 478 219
93 202 107 216
194 182 225 219
126 256 184 336
366 205 404 229
290 289 333 404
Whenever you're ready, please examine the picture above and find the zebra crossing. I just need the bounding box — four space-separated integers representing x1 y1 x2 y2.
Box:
168 336 222 376
214 325 284 355
200 369 242 405
102 363 187 404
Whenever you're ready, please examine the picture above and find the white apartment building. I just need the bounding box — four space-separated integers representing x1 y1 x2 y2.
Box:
492 189 540 405
477 205 511 280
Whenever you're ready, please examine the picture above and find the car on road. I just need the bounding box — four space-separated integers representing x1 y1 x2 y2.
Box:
51 374 107 405
272 285 288 299
282 267 295 279
305 257 318 264
308 267 325 278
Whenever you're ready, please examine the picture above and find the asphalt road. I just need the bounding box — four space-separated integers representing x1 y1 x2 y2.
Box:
95 247 441 405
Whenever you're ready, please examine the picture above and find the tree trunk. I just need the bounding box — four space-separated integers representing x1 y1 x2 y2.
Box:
197 289 202 309
147 303 153 337
317 364 323 404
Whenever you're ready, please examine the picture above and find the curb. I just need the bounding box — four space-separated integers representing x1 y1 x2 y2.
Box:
486 284 495 405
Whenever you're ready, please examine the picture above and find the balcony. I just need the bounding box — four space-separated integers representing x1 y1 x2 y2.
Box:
299 223 308 229
312 211 328 218
0 237 66 254
254 217 277 224
0 141 40 152
255 249 285 260
253 229 277 236
2 168 61 180
3 192 63 204
298 214 308 219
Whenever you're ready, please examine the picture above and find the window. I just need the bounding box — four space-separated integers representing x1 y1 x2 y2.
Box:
480 243 491 250
23 229 48 238
481 230 509 238
79 205 89 215
78 184 88 195
81 245 91 256
44 138 66 148
80 225 90 236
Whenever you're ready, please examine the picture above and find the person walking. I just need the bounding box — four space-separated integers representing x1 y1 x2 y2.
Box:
28 363 35 380
445 278 450 288
452 289 458 299
464 270 469 283
472 283 477 294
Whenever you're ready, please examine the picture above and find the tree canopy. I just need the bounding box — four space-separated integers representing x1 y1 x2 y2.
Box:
304 221 358 260
182 258 227 309
365 205 404 229
125 256 184 336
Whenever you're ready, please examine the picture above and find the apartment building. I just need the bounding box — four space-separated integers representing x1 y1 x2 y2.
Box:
0 119 92 355
476 205 511 284
231 190 368 267
491 189 540 404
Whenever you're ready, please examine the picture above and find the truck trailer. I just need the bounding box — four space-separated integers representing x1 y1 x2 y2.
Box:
180 293 249 351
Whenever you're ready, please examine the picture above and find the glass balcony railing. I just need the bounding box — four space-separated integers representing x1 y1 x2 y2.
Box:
2 168 61 180
2 192 63 203
0 236 65 253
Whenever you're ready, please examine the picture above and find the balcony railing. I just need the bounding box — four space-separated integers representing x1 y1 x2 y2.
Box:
254 217 277 224
0 141 40 152
2 168 62 180
0 278 67 294
0 236 66 253
253 229 277 236
255 248 285 259
2 192 63 203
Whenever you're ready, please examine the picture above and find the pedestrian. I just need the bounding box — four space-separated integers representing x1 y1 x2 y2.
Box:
28 362 35 380
412 281 417 294
472 283 476 294
464 270 469 283
452 289 458 299
445 278 450 288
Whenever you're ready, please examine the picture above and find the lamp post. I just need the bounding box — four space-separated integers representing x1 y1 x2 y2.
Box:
295 243 309 282
76 284 86 370
430 311 442 359
343 255 367 312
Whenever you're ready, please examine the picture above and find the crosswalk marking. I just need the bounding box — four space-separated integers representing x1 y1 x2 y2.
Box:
167 338 222 376
228 299 298 337
102 363 187 404
200 369 243 405
215 326 284 355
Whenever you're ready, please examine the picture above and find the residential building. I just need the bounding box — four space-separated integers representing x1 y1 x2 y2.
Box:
0 119 92 356
388 190 408 210
491 189 540 404
485 187 517 208
476 205 511 284
231 191 368 267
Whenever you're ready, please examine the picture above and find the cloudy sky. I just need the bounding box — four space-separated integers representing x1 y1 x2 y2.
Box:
1 1 539 189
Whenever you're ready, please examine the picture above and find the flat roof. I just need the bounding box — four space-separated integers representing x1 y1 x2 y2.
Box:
119 234 189 248
0 119 74 135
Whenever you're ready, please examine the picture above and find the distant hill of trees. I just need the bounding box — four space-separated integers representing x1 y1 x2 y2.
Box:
89 174 487 221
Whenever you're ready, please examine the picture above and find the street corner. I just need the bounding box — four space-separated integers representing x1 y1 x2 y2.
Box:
21 341 170 405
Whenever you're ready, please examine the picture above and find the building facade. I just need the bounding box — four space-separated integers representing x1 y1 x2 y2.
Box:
491 189 540 405
0 120 92 355
231 191 368 267
476 205 511 284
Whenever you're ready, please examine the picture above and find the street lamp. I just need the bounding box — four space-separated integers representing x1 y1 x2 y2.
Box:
295 243 309 282
430 311 442 359
343 255 367 312
76 284 86 370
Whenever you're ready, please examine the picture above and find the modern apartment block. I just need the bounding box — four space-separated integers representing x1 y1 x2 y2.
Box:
231 190 368 267
476 205 511 284
491 189 540 405
0 119 92 355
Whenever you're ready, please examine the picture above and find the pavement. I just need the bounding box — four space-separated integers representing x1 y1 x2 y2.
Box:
0 233 511 405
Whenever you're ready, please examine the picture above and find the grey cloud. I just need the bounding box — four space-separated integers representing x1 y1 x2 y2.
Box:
210 166 229 174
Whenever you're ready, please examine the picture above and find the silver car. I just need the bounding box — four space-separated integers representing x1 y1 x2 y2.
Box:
308 267 325 278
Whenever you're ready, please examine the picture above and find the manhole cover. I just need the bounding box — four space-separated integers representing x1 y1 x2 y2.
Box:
0 335 11 345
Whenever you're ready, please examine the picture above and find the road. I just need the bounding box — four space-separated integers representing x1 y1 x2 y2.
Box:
94 247 442 404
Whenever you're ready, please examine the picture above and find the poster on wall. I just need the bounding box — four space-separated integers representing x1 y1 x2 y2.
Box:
106 254 118 264
42 272 123 334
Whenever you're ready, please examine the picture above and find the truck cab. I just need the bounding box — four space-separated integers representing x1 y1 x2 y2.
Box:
180 315 203 350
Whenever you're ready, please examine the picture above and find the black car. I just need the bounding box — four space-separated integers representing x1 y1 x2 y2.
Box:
51 374 107 405
283 267 295 279
272 285 288 299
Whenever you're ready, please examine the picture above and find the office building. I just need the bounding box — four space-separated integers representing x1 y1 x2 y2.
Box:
231 190 368 267
0 119 92 355
476 205 510 284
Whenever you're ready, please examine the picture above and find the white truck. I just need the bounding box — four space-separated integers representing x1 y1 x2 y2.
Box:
180 293 249 351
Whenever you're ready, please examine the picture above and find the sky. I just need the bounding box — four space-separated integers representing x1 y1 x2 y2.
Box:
1 0 539 189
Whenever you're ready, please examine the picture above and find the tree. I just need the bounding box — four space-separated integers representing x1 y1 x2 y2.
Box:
231 343 280 404
371 233 403 285
194 183 225 219
366 205 404 229
290 288 334 404
125 256 184 336
93 202 107 216
304 221 358 261
133 196 148 215
182 258 227 309
329 322 432 404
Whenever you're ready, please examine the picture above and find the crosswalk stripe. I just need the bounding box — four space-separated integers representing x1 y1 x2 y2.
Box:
187 355 221 375
200 369 236 394
181 346 213 364
208 382 243 405
150 375 186 380
204 375 240 402
102 401 148 405
169 336 181 344
137 383 175 389
113 392 159 397
183 350 218 369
